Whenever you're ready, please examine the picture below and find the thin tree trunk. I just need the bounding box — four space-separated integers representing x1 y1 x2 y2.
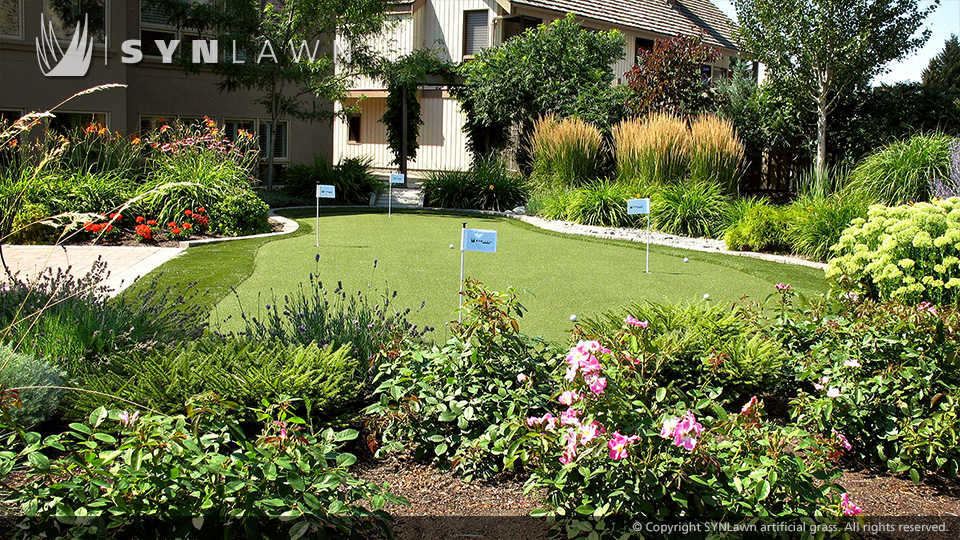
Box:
815 77 829 183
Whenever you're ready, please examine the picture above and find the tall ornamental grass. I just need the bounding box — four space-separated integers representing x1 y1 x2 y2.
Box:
612 113 689 188
653 180 727 238
530 115 605 188
688 115 743 195
786 192 868 262
566 181 636 227
847 133 953 205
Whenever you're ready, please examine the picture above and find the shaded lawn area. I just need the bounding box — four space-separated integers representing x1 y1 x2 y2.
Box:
132 208 828 342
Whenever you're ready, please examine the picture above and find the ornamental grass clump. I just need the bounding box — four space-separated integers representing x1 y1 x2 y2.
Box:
828 197 960 306
847 133 953 205
530 115 605 188
688 115 744 195
612 113 689 188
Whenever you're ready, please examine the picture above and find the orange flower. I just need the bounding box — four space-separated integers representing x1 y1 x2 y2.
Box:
131 136 141 145
97 126 108 136
84 123 97 134
7 139 17 149
160 125 170 133
183 223 192 230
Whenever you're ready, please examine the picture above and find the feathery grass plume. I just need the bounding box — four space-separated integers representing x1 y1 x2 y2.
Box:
529 115 605 188
688 115 743 195
847 133 953 205
613 112 689 189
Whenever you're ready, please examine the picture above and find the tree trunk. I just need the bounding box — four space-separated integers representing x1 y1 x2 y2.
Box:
815 79 829 184
267 114 277 191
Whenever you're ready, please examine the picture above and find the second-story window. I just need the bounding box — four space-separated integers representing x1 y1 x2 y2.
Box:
1 0 21 38
463 10 488 59
347 114 361 144
140 0 213 59
44 0 106 43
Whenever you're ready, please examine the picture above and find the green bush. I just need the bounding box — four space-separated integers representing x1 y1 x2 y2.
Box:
529 115 606 188
528 187 576 221
847 133 954 205
581 301 786 403
72 338 362 420
284 154 382 205
209 188 271 236
653 180 727 238
723 200 792 252
1 403 402 538
783 296 960 479
0 344 66 427
422 157 527 211
786 192 868 261
27 170 134 217
566 181 637 227
828 197 960 305
7 201 57 244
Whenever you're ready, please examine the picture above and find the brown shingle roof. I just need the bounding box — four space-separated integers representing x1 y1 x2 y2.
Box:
510 0 739 51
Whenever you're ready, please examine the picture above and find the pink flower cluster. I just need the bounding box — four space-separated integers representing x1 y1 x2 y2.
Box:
608 431 640 460
775 283 792 291
833 429 852 451
840 493 862 516
526 413 557 431
660 411 704 451
564 340 609 395
740 396 758 416
624 315 648 328
559 413 606 465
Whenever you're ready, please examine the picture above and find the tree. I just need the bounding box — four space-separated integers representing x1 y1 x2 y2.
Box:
453 14 625 164
625 34 722 117
923 34 960 93
158 0 392 189
735 0 935 179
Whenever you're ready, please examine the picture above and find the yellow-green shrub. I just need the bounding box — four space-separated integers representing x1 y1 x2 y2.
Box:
529 115 605 188
828 197 960 305
689 115 744 195
612 113 689 188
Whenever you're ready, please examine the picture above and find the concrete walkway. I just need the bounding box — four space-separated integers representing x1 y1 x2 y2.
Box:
0 245 186 296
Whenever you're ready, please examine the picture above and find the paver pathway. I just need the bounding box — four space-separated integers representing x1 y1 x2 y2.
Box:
0 245 185 296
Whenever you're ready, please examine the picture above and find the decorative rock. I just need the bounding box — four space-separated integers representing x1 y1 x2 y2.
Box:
512 206 526 215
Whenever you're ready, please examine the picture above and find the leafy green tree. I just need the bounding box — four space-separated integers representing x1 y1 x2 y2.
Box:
156 0 392 189
923 34 960 93
625 34 722 117
453 13 625 163
735 0 935 179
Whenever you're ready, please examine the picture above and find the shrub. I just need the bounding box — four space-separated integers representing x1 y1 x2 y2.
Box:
7 202 57 244
366 280 562 479
1 403 402 538
784 295 960 479
236 271 431 367
72 338 362 420
653 180 727 238
785 192 868 261
0 344 66 427
827 197 960 305
26 169 135 217
624 34 723 117
566 181 637 227
422 157 527 211
847 133 953 205
209 188 271 236
53 123 144 178
529 115 605 188
930 139 960 199
523 330 847 537
612 113 689 188
284 155 382 205
581 301 787 404
688 115 744 195
528 187 576 221
723 200 792 252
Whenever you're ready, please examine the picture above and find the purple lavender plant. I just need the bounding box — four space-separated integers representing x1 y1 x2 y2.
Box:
930 139 960 199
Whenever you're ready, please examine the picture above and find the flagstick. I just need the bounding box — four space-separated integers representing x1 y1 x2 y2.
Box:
459 221 466 323
388 176 392 218
645 213 650 274
316 183 320 248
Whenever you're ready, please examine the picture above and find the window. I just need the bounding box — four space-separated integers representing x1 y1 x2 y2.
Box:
44 0 106 43
347 114 361 144
140 0 214 58
462 10 488 58
634 37 654 64
501 14 541 42
711 67 728 82
224 119 255 142
1 0 21 37
138 115 203 133
258 121 288 160
48 111 108 134
700 64 713 84
0 110 22 124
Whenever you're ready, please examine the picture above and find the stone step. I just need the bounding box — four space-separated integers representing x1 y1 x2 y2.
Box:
371 187 424 208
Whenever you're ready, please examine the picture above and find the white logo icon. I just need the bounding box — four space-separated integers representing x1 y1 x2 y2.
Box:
36 13 93 77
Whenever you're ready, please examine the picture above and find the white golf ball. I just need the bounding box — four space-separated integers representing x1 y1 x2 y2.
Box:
703 294 710 301
570 314 578 322
683 257 689 263
449 244 455 249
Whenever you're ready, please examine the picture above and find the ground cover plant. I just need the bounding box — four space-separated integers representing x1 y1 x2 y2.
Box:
283 155 383 205
421 157 527 211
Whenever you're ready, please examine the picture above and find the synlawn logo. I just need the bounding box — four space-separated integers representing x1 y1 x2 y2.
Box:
37 14 93 77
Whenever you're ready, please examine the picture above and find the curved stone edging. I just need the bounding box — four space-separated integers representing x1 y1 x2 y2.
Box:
264 205 828 271
179 212 300 248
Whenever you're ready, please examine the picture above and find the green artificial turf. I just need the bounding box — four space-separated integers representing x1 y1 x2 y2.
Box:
134 208 829 342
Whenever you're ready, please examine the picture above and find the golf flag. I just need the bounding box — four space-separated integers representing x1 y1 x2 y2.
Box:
627 198 650 215
461 228 497 253
317 184 336 199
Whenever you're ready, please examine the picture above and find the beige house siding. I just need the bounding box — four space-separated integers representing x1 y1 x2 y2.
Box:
334 0 738 176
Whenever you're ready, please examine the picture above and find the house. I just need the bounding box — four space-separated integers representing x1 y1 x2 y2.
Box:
0 0 332 178
333 0 740 177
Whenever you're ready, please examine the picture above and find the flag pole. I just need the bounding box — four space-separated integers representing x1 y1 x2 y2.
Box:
459 221 466 322
645 213 650 274
316 183 320 248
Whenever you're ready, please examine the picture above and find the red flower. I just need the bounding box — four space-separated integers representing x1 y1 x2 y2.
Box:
183 223 192 230
105 224 114 232
171 227 181 235
184 209 193 216
83 222 94 232
168 222 177 228
135 224 153 240
147 219 157 226
135 216 145 224
108 213 122 221
197 207 206 213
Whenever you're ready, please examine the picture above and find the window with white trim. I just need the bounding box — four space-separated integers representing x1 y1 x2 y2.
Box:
462 10 488 59
224 119 255 142
1 0 21 38
258 121 288 160
49 111 108 134
139 0 214 58
44 0 106 43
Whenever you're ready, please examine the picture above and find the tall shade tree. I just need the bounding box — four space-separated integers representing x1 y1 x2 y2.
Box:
734 0 935 178
156 0 392 189
923 34 960 93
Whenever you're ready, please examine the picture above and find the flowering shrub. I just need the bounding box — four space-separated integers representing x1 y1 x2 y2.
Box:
166 221 193 240
133 222 153 241
828 198 960 305
0 401 402 538
523 327 852 537
184 206 210 233
783 293 960 480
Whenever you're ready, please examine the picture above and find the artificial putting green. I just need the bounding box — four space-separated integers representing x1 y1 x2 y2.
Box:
137 208 827 342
